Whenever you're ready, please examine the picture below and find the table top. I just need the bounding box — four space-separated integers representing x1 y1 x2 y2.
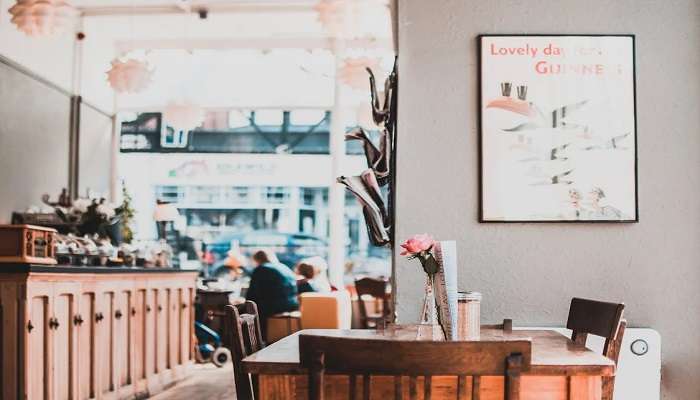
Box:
0 263 199 274
242 325 615 376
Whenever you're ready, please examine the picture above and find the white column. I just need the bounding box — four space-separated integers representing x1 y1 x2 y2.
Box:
328 39 347 287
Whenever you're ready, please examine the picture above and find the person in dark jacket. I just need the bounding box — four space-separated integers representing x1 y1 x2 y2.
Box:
245 249 299 333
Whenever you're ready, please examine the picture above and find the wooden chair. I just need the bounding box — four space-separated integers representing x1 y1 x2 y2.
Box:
355 276 390 328
566 297 626 400
223 301 265 400
299 335 531 400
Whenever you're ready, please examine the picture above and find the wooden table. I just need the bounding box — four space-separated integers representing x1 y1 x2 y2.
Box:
242 325 615 400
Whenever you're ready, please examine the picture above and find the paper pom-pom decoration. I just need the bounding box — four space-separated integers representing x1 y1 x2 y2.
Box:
163 101 205 132
106 58 153 94
9 0 77 37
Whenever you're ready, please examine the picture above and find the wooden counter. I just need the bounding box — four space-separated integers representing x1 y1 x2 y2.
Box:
0 264 198 400
242 325 615 400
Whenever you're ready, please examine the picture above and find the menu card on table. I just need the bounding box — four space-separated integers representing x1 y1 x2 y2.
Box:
433 240 459 340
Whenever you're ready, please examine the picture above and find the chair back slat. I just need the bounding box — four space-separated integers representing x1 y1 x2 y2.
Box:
505 354 524 399
472 376 481 400
456 375 467 400
566 297 624 339
300 335 531 400
349 375 357 400
393 376 403 400
424 376 432 400
355 277 390 328
362 375 371 400
223 301 265 400
408 376 418 400
300 335 531 375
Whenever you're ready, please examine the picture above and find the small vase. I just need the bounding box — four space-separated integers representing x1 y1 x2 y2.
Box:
419 275 443 339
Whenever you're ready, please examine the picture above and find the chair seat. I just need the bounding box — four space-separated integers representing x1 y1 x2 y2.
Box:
266 312 302 343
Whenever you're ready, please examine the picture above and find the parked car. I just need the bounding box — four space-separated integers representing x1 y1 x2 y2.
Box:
206 230 327 276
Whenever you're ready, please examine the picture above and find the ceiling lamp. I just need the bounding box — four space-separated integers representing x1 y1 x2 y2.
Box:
106 58 153 94
163 101 204 132
339 57 382 90
8 0 77 37
315 0 389 39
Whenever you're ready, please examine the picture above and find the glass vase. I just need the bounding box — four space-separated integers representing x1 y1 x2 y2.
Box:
419 275 443 339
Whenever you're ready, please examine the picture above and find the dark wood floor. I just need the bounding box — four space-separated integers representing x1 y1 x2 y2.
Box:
151 363 236 399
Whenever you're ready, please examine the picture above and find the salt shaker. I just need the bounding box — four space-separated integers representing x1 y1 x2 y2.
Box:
457 291 481 340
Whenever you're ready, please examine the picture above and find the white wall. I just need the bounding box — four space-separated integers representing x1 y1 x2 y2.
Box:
0 8 75 91
395 1 699 399
0 59 71 222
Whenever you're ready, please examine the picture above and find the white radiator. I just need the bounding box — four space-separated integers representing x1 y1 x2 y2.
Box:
528 328 661 400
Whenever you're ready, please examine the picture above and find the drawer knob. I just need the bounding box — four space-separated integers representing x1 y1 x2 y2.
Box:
27 321 34 332
48 318 60 329
73 314 84 326
95 312 104 322
115 310 123 319
158 305 163 312
131 307 137 316
146 305 152 313
181 303 187 310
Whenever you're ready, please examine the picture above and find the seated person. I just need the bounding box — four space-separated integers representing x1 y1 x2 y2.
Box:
245 249 299 331
295 256 333 294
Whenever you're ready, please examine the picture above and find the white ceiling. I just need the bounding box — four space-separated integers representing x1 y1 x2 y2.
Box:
71 0 317 11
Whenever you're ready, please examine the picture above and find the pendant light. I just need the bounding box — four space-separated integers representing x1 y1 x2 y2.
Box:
106 0 153 93
106 58 153 94
9 0 77 37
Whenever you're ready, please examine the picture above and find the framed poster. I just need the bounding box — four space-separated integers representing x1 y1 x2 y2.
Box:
479 35 638 222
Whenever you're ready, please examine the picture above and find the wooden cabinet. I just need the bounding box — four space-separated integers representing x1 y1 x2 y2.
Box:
0 265 197 400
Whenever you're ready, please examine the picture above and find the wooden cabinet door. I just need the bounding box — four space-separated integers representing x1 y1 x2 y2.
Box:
132 289 147 384
168 288 179 368
0 281 22 399
52 284 78 400
76 290 97 400
97 290 115 397
114 289 132 388
155 289 168 373
145 289 157 377
179 287 192 364
26 287 51 400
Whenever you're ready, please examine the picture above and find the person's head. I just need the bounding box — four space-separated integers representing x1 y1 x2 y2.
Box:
251 249 278 267
298 256 329 278
295 261 316 280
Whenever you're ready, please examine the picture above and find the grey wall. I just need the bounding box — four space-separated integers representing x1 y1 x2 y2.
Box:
0 58 71 222
395 1 700 399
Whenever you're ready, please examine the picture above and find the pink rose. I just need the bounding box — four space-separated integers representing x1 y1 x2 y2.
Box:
400 234 435 256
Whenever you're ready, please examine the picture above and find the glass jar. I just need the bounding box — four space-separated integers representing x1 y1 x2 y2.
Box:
457 291 481 340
